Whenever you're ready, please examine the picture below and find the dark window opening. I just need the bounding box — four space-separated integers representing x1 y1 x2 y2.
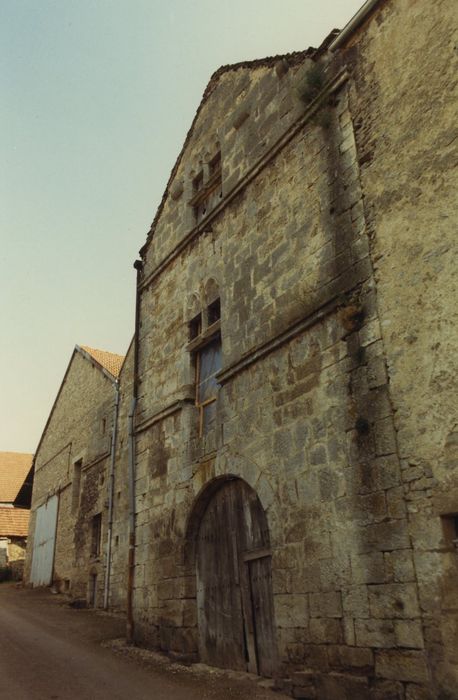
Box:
101 417 106 435
441 514 458 549
193 171 204 194
72 460 82 514
89 574 97 608
209 151 221 178
207 298 221 326
91 513 102 557
189 313 202 340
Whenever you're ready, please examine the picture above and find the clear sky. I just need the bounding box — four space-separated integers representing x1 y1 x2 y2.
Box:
1 0 363 453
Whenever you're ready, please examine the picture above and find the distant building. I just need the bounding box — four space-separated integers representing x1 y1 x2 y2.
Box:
0 451 33 575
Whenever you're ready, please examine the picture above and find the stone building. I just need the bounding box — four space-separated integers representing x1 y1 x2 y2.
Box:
25 345 125 606
25 0 458 697
0 451 33 574
126 0 457 697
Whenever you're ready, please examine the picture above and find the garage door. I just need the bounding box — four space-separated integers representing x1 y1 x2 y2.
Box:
30 495 58 587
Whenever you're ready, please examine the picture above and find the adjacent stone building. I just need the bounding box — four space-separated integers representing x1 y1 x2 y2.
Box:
26 0 458 698
25 345 125 605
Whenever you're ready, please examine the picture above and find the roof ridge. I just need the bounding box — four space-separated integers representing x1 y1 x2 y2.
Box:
80 344 125 358
77 345 125 380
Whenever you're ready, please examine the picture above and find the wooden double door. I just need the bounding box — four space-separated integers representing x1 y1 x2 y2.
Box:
196 478 277 676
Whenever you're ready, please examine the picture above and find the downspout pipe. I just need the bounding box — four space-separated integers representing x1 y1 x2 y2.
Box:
328 0 382 52
103 378 120 610
126 258 143 644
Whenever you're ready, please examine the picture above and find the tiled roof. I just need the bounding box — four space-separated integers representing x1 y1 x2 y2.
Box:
0 507 29 537
0 452 33 503
80 346 125 378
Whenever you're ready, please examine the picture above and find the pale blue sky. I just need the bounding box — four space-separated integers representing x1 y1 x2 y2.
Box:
1 0 363 452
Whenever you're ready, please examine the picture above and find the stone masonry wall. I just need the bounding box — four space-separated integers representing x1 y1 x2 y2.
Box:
25 351 116 606
343 0 458 696
127 5 452 693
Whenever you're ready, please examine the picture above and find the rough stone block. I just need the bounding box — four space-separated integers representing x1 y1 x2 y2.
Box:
351 552 385 584
394 620 424 649
359 521 410 552
328 644 374 670
405 683 435 700
316 672 369 700
372 679 405 700
276 594 309 627
309 590 343 618
368 583 420 619
354 619 396 648
384 550 416 583
309 617 343 644
342 585 370 617
375 650 429 683
374 418 397 456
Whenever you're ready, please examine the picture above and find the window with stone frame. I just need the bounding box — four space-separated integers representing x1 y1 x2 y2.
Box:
71 459 82 513
187 281 222 436
91 513 102 557
195 337 221 435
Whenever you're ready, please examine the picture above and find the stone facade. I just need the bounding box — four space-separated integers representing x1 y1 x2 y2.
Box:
25 0 458 698
25 346 126 606
127 0 458 698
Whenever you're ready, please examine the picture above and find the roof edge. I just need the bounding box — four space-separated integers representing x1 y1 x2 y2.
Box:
76 345 120 384
328 0 384 51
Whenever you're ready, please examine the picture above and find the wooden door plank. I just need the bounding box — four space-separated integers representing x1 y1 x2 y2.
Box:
249 556 278 678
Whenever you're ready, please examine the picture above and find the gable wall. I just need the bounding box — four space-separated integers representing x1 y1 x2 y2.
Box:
25 352 116 603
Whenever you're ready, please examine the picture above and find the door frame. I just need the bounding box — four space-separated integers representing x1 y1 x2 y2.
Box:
186 475 278 676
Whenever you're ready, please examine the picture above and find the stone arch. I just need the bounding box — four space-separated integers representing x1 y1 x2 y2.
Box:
184 475 277 677
186 292 201 322
203 277 220 307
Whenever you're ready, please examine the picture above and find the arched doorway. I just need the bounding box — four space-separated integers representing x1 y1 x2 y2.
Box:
193 477 277 676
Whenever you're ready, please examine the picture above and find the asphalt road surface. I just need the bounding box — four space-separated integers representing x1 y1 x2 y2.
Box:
0 583 288 700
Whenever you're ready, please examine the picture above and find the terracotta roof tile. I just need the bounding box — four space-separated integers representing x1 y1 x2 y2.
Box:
0 452 33 503
0 507 29 537
80 346 125 378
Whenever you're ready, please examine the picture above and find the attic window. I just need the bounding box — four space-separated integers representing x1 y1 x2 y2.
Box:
190 151 222 224
209 151 221 178
193 171 204 194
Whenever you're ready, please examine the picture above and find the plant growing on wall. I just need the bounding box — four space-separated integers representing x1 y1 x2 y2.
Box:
296 62 326 104
295 61 332 129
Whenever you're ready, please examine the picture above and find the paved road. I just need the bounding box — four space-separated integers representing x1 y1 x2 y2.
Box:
0 583 286 700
